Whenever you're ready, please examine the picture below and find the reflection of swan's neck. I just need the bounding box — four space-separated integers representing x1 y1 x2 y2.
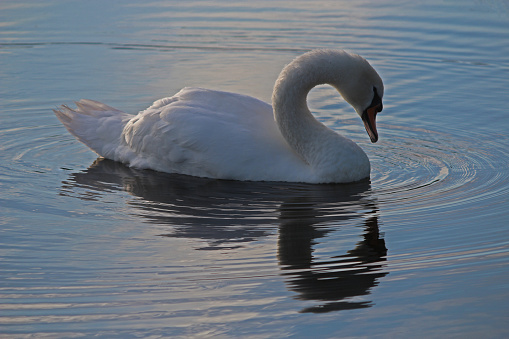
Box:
272 50 363 169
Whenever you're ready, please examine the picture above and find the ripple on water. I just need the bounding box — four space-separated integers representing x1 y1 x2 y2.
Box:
370 124 508 215
365 124 509 276
1 105 508 329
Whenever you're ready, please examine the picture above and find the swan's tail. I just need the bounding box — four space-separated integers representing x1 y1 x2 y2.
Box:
53 99 133 158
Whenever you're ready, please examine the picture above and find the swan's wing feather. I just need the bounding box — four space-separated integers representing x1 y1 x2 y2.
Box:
121 88 307 180
54 99 133 158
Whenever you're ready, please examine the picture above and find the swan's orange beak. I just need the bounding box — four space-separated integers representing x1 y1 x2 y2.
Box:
362 102 382 143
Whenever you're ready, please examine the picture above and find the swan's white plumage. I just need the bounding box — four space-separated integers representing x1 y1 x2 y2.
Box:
54 49 384 183
122 87 310 181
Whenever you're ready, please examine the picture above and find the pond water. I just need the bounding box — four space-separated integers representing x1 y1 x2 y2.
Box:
1 0 508 337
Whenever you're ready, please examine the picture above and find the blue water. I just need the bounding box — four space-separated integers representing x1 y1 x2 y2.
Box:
1 1 508 337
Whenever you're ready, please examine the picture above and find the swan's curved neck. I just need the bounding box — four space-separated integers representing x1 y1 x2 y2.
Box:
272 51 354 165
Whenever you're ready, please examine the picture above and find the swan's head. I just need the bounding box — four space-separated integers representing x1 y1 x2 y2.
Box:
329 51 384 143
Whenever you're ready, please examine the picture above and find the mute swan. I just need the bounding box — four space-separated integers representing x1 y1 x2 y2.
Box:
54 49 384 183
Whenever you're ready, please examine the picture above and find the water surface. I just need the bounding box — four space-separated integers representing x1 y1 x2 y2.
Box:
1 0 508 337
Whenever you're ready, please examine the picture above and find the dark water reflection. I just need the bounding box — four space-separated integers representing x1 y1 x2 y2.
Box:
63 159 388 313
279 213 386 313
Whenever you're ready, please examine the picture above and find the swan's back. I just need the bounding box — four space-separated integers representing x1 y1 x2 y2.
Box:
54 88 311 181
123 88 312 181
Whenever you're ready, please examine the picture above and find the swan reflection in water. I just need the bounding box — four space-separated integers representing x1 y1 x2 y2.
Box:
279 208 386 312
62 159 388 312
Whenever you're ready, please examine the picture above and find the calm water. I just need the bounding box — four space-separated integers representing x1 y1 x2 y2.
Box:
1 0 509 337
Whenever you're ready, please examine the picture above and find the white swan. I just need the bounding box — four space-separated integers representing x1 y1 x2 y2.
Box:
54 49 384 183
